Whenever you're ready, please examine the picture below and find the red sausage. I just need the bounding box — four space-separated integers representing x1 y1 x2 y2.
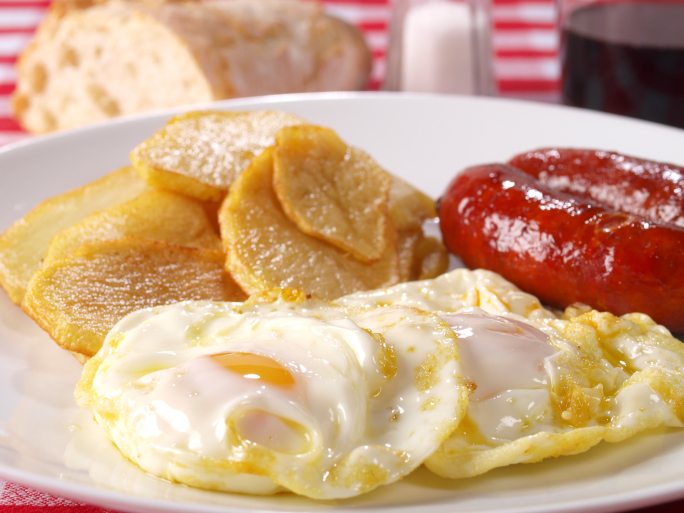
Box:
509 148 684 229
438 163 684 333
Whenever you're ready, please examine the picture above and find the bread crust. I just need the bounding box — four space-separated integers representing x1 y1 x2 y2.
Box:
12 0 372 133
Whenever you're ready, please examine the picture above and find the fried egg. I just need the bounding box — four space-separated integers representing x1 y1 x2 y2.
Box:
75 297 467 499
335 268 558 321
338 269 684 479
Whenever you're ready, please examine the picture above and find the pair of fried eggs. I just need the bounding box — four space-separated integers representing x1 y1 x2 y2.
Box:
76 269 684 499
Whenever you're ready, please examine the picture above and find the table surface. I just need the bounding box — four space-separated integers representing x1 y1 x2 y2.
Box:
0 0 562 147
0 1 682 512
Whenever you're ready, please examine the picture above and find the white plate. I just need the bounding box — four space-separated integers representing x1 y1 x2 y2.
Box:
1 92 684 513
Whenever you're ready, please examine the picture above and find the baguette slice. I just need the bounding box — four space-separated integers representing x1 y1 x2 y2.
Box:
12 0 372 134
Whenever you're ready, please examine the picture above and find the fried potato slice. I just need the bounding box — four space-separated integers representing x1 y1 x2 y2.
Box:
220 147 400 300
396 229 449 282
43 189 222 267
414 236 449 280
391 176 444 282
130 110 306 202
22 237 247 358
273 125 392 263
0 167 149 304
388 175 437 231
396 228 423 282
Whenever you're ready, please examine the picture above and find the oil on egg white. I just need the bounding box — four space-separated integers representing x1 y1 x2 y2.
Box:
75 300 468 499
338 269 684 479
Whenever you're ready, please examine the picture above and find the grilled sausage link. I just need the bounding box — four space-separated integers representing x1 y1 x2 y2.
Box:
509 148 684 229
438 163 684 333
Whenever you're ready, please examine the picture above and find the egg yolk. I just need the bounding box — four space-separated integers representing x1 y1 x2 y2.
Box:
210 352 295 388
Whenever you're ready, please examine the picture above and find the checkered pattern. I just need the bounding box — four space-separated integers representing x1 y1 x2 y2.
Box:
0 0 560 147
0 480 114 511
1 475 684 512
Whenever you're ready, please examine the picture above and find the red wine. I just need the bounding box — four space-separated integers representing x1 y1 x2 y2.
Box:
561 2 684 129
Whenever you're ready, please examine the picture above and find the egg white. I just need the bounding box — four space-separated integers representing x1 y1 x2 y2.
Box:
335 268 558 321
77 267 684 489
76 298 468 499
339 269 684 479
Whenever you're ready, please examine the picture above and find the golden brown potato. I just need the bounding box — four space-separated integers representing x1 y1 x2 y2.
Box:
0 167 149 304
389 175 444 282
396 229 449 282
414 236 450 280
43 189 222 267
22 237 247 358
388 175 437 231
130 110 306 202
273 125 391 263
220 148 400 300
396 228 423 282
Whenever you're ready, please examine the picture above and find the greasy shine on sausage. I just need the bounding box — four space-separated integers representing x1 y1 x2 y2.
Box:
509 148 684 229
438 163 684 333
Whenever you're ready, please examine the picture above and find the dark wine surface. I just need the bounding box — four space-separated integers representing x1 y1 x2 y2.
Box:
561 2 684 129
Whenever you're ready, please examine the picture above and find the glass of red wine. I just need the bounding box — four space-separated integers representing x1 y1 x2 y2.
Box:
559 0 684 129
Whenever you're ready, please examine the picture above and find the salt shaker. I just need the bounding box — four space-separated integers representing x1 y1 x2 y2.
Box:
384 0 496 95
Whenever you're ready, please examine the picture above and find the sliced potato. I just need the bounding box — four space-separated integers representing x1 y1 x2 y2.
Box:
273 125 391 263
396 228 423 282
43 189 222 267
22 237 247 358
0 167 149 304
396 229 449 282
391 176 444 282
388 174 437 231
71 352 91 365
130 110 306 202
201 200 223 236
414 236 450 280
220 148 400 300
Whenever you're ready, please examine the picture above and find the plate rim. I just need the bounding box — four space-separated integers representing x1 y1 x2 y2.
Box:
1 91 684 513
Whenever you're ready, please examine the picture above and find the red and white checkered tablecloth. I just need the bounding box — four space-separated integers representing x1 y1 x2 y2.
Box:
5 1 680 512
0 0 561 147
0 480 115 512
0 0 47 147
